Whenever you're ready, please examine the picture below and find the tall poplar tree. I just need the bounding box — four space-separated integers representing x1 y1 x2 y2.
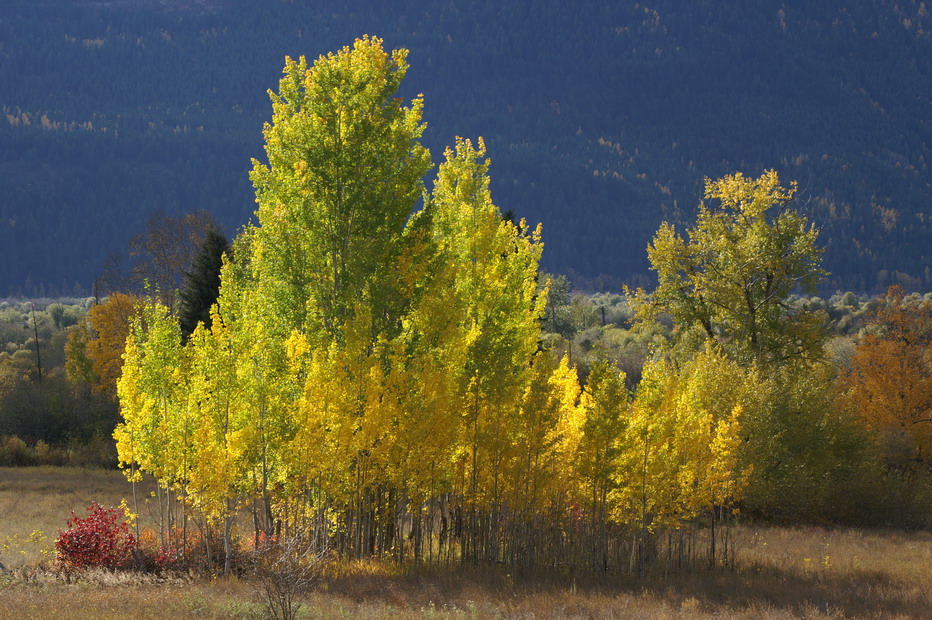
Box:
428 137 547 561
249 36 432 340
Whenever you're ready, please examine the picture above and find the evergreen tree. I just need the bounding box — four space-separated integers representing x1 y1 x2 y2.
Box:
178 227 230 340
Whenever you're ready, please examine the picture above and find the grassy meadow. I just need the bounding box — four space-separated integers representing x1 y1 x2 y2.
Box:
0 466 159 568
0 466 930 619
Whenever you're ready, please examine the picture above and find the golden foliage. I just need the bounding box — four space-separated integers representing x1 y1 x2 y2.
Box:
66 293 141 399
841 286 932 466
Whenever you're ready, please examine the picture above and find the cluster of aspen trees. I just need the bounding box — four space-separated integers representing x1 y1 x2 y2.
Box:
115 38 758 574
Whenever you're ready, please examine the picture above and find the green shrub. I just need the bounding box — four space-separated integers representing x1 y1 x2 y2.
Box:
0 435 35 466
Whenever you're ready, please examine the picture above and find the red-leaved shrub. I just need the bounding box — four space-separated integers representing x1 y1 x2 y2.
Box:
135 527 184 573
55 502 136 569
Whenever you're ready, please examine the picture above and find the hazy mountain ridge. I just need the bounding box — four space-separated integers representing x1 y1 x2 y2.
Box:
1 0 929 295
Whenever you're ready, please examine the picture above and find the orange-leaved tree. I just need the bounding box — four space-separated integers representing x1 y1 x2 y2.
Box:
840 286 932 469
65 293 142 399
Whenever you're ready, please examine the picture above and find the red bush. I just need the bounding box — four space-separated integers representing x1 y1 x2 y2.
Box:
55 502 137 570
135 527 184 573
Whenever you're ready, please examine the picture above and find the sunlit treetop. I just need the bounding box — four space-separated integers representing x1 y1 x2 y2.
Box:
628 169 827 366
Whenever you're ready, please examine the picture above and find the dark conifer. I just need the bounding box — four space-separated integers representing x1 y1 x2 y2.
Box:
179 226 229 340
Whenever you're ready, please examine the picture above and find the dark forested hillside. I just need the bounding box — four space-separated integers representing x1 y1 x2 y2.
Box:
1 0 930 295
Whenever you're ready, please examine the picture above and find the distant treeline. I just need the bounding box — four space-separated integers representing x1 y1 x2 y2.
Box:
2 285 927 475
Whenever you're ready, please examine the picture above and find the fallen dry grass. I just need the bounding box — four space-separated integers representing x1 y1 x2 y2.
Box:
0 467 929 619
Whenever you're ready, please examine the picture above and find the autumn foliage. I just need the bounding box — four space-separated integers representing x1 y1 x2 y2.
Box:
109 38 929 581
66 293 141 399
110 38 759 575
841 286 932 468
55 502 136 570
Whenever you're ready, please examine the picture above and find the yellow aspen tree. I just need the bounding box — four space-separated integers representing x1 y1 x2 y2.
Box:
114 300 184 546
428 136 546 562
249 36 431 340
506 351 582 567
181 315 252 572
671 348 753 565
509 352 582 514
114 301 182 484
239 37 434 549
373 220 471 564
386 209 470 507
613 359 682 574
576 359 628 571
210 230 298 541
283 336 358 520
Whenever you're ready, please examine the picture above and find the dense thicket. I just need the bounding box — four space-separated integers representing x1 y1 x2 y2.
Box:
114 39 750 574
2 0 931 295
111 40 929 580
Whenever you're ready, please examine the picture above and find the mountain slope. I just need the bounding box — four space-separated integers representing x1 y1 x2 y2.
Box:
1 0 929 295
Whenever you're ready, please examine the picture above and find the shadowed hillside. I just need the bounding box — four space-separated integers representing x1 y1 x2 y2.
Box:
1 0 930 294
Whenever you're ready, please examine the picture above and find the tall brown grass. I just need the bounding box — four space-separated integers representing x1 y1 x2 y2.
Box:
0 467 929 619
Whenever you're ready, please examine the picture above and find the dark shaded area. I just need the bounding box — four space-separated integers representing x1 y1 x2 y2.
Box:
179 226 229 339
1 0 930 295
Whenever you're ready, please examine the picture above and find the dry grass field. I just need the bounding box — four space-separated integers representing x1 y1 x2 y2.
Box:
0 465 159 568
1 466 929 619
